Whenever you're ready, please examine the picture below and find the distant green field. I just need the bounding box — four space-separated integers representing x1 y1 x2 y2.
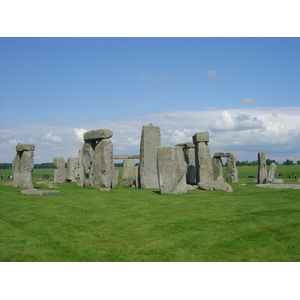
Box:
1 165 299 262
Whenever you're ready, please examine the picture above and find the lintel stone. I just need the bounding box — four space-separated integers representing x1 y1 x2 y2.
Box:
192 132 209 143
113 154 140 160
214 152 234 158
175 142 195 149
16 144 35 152
84 129 113 141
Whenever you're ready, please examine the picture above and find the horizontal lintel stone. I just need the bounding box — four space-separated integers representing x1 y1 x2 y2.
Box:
214 152 234 158
84 129 113 141
192 132 209 143
175 142 195 149
113 154 140 160
16 144 35 152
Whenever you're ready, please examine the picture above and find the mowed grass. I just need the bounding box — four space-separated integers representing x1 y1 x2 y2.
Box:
0 165 299 261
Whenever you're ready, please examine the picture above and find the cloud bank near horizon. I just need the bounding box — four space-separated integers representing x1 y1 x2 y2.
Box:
1 106 300 164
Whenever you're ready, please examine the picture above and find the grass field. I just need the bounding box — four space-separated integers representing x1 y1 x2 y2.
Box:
0 165 299 262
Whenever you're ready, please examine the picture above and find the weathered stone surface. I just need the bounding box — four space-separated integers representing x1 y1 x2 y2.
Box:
258 152 267 184
66 157 77 182
255 184 300 189
187 184 198 191
21 188 60 195
53 157 66 183
179 147 196 185
193 132 209 143
266 162 276 183
113 154 140 159
113 169 119 187
93 139 114 189
122 159 136 187
82 142 94 187
36 181 58 188
76 149 85 186
84 129 113 141
99 188 111 192
12 150 34 189
176 142 195 149
2 182 13 186
135 166 141 189
194 141 213 183
212 157 224 182
139 124 161 189
198 180 233 192
272 179 284 184
157 146 187 194
226 155 238 183
16 144 35 152
214 152 234 158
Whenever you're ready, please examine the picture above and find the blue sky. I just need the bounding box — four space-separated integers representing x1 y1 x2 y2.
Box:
1 37 300 163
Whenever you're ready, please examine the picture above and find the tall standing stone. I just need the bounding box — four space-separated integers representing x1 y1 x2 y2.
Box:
93 138 114 189
157 146 187 194
139 123 161 189
258 152 267 184
82 141 94 187
53 157 66 183
12 144 35 189
76 149 85 186
193 132 213 183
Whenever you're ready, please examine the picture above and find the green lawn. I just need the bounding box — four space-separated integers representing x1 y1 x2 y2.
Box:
0 165 299 261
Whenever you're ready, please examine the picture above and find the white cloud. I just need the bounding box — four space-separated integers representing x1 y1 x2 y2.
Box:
205 70 218 78
157 76 171 82
44 131 62 143
73 128 87 142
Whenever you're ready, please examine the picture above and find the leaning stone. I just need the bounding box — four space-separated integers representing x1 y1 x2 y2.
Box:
84 129 113 141
21 188 60 195
198 180 233 192
192 132 209 143
157 146 187 194
16 144 35 152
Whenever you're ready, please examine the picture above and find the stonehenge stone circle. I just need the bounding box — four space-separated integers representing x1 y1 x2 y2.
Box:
139 123 161 189
258 152 267 184
12 144 35 189
157 146 187 194
84 129 113 141
193 132 213 183
53 157 66 183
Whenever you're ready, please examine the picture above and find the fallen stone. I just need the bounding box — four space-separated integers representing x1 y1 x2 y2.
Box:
255 184 300 189
21 188 61 195
198 180 233 192
84 129 113 141
272 179 284 184
2 182 13 186
99 188 111 192
187 184 198 191
36 181 59 188
239 184 247 186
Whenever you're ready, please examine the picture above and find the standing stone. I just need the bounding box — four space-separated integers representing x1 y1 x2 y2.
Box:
258 152 267 184
53 157 66 183
157 146 187 194
76 149 85 186
82 141 94 187
66 157 77 182
113 169 119 187
122 159 136 187
226 155 238 183
12 144 35 189
212 156 224 182
193 132 213 183
176 142 196 184
135 166 141 189
267 162 276 183
139 123 161 189
93 139 114 189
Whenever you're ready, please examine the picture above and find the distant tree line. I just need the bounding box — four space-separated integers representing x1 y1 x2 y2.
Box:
234 159 278 167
